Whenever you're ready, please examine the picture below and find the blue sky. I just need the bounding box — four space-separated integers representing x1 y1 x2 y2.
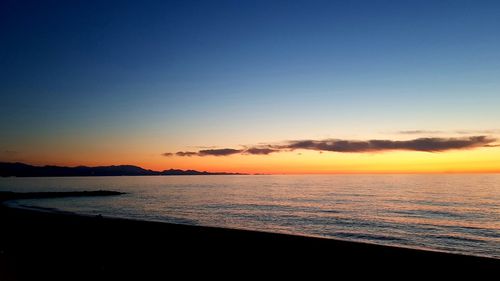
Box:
1 0 500 168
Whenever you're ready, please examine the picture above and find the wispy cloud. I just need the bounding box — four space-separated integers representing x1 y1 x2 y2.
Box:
398 129 500 135
454 129 500 134
484 144 500 147
1 150 18 156
398 130 444 134
163 136 497 157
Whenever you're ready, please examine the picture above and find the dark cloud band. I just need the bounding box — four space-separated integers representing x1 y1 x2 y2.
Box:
163 136 497 157
282 136 495 152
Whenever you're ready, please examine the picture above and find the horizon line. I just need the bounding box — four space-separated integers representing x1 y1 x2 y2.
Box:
2 161 499 176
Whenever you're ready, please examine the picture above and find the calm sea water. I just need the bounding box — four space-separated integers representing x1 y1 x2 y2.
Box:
1 174 499 259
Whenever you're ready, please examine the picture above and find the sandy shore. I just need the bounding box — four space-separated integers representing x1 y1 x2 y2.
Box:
0 191 498 280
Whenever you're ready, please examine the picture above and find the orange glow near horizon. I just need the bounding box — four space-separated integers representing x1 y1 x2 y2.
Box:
13 147 500 175
162 148 500 174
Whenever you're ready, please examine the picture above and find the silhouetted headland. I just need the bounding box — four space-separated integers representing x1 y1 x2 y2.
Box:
0 191 497 280
0 162 245 177
0 190 125 202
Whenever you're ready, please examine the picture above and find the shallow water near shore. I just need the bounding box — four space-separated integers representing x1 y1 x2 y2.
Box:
1 174 499 259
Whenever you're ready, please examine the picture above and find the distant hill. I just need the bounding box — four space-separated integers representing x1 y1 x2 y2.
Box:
0 162 244 177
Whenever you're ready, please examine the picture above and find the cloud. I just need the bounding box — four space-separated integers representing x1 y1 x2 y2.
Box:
166 147 277 157
243 147 279 155
398 130 443 134
175 151 199 157
198 148 243 156
455 129 500 134
174 149 244 157
398 129 500 135
163 136 497 157
282 136 495 152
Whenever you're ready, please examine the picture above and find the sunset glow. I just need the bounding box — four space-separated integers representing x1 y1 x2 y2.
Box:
1 1 500 274
1 0 499 174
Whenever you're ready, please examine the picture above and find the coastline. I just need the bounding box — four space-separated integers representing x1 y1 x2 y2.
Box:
5 199 498 261
1 192 499 280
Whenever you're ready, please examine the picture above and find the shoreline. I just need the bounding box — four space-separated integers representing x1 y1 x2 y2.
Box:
6 200 499 261
1 192 499 279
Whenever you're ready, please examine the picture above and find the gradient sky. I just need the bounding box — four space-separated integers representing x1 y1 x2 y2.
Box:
1 0 500 173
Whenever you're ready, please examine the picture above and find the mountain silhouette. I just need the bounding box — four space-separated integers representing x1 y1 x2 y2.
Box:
0 162 244 177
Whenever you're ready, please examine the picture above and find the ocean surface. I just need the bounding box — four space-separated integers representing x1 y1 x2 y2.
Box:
1 174 499 259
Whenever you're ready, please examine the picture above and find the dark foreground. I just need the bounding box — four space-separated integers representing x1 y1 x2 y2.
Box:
0 192 498 280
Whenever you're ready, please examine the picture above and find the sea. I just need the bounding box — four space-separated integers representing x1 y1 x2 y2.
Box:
1 174 498 259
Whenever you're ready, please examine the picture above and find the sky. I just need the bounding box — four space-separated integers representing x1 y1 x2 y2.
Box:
1 0 500 173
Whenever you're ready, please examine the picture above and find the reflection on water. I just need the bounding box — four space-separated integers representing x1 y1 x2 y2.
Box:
1 174 499 258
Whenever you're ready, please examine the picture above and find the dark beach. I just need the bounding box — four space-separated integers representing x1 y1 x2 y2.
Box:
0 191 498 280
